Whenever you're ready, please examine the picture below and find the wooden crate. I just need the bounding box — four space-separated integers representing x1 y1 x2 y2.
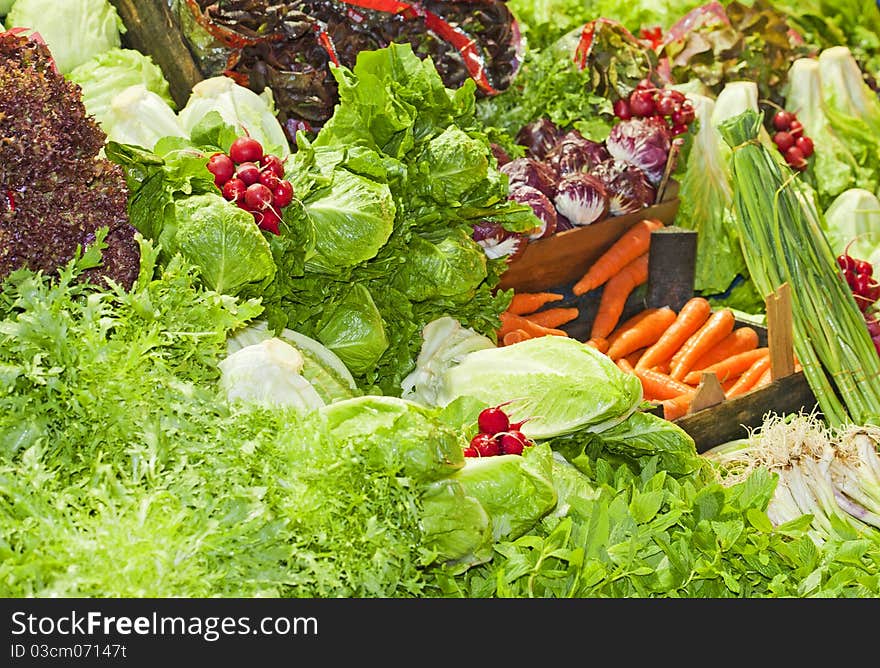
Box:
498 182 680 293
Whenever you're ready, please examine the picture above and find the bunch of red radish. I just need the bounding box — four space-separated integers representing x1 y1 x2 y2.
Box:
206 136 294 235
612 79 696 136
837 251 880 356
770 110 814 172
463 404 535 457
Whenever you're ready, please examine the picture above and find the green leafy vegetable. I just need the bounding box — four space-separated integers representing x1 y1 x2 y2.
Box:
449 443 558 542
431 336 644 439
173 193 276 295
227 320 359 405
315 284 389 376
6 0 124 74
66 47 175 128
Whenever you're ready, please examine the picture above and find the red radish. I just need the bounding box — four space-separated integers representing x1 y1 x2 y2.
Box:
788 120 804 138
795 136 814 158
236 162 261 186
671 103 695 126
499 431 530 455
221 177 247 202
773 131 795 151
207 153 235 186
855 259 873 277
613 98 632 120
229 136 263 164
670 123 688 136
477 406 510 435
667 90 687 104
838 254 856 272
258 170 281 189
273 179 294 208
257 208 282 235
471 432 502 457
463 446 478 458
629 89 655 117
260 154 285 178
654 91 677 116
773 110 795 131
245 183 273 211
784 145 807 170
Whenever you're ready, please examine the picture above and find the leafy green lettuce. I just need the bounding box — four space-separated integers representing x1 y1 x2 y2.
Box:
67 47 175 126
431 336 644 440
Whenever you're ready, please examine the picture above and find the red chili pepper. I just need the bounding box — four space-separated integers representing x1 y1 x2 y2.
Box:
314 24 340 67
574 21 595 70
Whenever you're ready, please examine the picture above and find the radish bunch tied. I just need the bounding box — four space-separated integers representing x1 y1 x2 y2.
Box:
208 136 294 235
464 404 535 457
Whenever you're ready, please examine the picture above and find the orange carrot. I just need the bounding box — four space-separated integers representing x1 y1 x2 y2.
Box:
726 354 772 398
635 298 712 371
503 329 532 346
589 253 650 339
573 218 664 296
635 367 696 401
721 377 739 393
509 291 564 315
754 366 774 389
616 357 635 374
661 393 693 420
690 326 759 372
586 337 610 354
683 347 770 385
523 307 580 329
625 347 648 368
498 312 568 339
668 308 736 381
607 306 676 361
606 308 659 348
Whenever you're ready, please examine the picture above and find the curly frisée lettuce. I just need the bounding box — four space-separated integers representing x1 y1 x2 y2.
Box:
431 336 644 440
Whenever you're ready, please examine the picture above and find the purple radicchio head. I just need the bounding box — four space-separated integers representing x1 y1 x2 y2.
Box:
471 221 528 262
509 184 557 240
500 157 559 198
591 159 657 215
553 173 610 226
515 117 562 161
544 129 610 178
605 117 671 186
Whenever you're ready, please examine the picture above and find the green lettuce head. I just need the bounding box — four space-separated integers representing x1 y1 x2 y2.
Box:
7 0 124 74
320 395 465 483
317 284 389 375
449 442 557 541
172 193 276 295
67 47 175 129
432 335 644 440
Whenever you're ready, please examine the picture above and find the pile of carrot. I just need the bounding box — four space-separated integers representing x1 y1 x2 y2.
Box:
573 218 664 340
596 296 795 421
497 290 580 346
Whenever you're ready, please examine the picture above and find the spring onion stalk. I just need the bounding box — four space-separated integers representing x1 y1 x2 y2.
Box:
704 412 880 544
719 110 880 427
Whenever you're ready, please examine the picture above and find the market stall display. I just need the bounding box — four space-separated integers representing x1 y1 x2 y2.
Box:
4 0 880 599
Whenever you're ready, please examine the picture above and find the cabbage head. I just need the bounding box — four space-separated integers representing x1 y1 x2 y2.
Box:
7 0 124 74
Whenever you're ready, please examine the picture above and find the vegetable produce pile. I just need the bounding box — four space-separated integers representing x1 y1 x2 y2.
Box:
5 0 880 601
